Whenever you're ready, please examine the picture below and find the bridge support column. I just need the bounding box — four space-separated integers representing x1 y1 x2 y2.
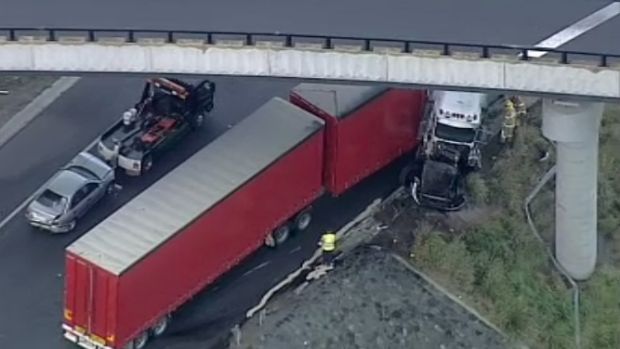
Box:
542 98 603 280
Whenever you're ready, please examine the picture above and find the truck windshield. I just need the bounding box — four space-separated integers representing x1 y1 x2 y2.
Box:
435 123 476 143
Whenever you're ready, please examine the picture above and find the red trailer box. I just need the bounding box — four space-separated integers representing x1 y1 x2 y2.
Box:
62 97 325 349
290 83 426 196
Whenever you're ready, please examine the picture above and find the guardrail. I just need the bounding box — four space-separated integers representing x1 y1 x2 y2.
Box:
1 27 619 68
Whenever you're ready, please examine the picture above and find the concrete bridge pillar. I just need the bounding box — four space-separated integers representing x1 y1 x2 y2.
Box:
542 98 603 280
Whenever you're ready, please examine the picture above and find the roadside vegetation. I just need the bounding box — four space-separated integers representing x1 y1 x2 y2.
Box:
409 103 620 349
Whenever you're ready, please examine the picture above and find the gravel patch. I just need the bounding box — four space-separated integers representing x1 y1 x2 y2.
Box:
0 75 57 129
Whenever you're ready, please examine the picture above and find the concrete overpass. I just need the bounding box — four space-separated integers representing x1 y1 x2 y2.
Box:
1 28 619 101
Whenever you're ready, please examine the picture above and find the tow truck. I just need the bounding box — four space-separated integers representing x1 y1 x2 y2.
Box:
401 90 504 211
97 77 216 176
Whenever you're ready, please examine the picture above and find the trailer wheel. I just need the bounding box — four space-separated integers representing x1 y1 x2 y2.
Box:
293 209 312 231
273 224 291 245
264 233 276 248
151 315 170 337
133 331 149 349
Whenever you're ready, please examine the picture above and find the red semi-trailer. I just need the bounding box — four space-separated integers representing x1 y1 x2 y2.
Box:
290 84 426 196
62 85 426 349
63 97 326 349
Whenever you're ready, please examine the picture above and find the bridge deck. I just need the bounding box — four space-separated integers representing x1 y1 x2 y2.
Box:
0 0 617 53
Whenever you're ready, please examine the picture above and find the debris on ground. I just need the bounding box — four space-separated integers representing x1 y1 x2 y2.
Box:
229 193 511 349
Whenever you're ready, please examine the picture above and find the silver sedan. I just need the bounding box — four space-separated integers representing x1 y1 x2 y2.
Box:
25 152 116 233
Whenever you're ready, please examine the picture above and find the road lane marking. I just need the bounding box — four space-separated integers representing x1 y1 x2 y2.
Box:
0 137 99 234
241 261 272 278
288 246 301 254
0 77 81 148
527 2 620 58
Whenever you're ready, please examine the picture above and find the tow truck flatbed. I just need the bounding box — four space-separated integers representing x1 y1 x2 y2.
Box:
97 77 215 176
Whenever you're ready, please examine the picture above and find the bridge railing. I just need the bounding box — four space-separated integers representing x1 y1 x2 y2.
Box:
1 27 619 68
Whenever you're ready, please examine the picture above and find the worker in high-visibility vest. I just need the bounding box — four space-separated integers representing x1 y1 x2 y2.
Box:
500 99 517 145
319 231 338 267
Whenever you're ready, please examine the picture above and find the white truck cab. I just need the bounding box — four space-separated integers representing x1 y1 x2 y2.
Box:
430 90 484 145
423 90 503 169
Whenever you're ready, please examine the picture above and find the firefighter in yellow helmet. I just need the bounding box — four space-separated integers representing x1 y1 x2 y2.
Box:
500 98 517 145
319 231 338 267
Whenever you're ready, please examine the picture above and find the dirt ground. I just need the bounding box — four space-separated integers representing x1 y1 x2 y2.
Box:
380 103 620 349
229 192 512 349
0 75 57 129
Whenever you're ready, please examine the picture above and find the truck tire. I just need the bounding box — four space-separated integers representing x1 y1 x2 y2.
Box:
293 209 312 231
204 101 214 113
151 315 170 337
190 113 204 130
273 224 291 245
133 331 149 349
142 155 153 174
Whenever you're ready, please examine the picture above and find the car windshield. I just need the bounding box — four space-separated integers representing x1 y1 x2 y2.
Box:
37 189 68 211
435 123 476 143
67 166 98 180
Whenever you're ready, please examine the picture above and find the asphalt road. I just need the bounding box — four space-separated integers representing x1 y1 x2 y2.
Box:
0 75 405 349
560 14 620 54
1 2 617 347
0 0 617 53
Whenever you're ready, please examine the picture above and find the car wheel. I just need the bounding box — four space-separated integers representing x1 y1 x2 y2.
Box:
106 182 116 195
64 220 77 233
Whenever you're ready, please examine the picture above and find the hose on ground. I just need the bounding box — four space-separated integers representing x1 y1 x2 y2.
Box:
523 163 581 349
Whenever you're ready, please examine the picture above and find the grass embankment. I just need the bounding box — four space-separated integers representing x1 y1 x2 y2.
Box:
410 104 620 349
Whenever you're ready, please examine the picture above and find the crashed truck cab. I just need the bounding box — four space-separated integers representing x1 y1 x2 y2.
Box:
409 144 466 211
425 90 486 170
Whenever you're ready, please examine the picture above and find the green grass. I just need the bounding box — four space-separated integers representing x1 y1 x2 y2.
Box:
411 103 620 349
